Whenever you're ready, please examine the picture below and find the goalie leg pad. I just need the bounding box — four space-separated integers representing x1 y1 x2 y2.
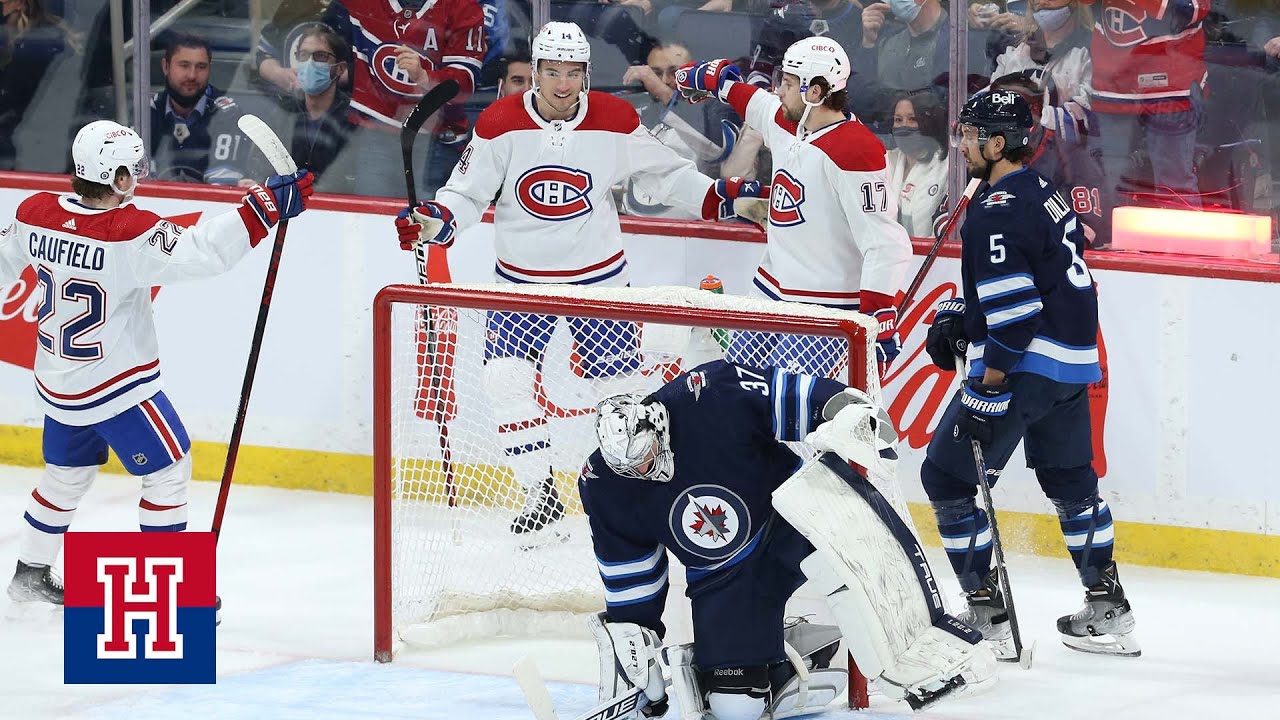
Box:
666 643 710 720
588 612 668 712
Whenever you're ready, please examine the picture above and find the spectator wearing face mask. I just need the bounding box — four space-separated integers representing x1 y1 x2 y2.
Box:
885 91 948 236
853 0 951 124
990 0 1093 144
248 25 359 193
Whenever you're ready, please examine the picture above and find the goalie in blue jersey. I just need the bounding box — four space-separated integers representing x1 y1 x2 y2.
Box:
579 360 996 719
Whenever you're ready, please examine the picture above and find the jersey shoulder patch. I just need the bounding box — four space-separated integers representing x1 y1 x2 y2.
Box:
578 92 641 134
811 121 887 172
473 93 539 140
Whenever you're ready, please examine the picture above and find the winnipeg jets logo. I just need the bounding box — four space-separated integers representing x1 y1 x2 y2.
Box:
516 166 593 221
686 371 706 401
371 45 435 97
669 485 751 560
769 170 805 227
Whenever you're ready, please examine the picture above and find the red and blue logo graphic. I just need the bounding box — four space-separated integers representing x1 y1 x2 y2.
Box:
371 45 434 97
769 170 806 227
516 166 594 221
64 532 216 684
668 485 753 562
1100 5 1152 47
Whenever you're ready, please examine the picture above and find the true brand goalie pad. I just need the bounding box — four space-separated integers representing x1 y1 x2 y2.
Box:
773 454 995 708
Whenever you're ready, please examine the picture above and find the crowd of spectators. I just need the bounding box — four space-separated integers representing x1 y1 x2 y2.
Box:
5 1 1280 252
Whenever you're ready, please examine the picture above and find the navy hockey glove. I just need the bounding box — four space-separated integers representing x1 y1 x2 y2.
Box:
925 298 969 371
395 202 456 250
706 177 763 221
238 169 313 244
873 307 901 373
675 59 741 103
956 379 1011 448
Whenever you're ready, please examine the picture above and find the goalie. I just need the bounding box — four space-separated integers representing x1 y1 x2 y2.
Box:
580 360 995 718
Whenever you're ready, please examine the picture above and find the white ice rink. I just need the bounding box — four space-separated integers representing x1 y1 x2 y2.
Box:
1 465 1277 719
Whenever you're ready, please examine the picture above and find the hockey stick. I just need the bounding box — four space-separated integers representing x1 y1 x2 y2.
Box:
210 115 298 542
401 80 462 520
514 655 649 720
896 178 982 317
968 438 1036 670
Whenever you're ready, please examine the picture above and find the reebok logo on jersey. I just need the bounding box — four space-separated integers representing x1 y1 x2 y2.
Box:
516 166 593 221
62 218 77 231
769 170 805 227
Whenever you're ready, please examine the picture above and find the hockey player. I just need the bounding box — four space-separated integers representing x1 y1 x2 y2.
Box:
0 120 312 605
675 37 913 379
584 360 995 718
393 22 765 538
922 90 1139 658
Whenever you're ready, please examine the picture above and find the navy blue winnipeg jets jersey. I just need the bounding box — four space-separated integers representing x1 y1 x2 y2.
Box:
960 168 1102 384
579 360 845 635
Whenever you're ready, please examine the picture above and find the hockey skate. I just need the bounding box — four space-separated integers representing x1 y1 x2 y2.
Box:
7 561 64 606
958 569 1017 662
1057 561 1140 657
510 477 567 546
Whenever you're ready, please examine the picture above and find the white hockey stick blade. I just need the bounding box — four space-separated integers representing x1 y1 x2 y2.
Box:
1018 639 1038 670
513 656 561 720
237 114 298 174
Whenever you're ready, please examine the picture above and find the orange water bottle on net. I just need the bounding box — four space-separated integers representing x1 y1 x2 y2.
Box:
699 275 731 350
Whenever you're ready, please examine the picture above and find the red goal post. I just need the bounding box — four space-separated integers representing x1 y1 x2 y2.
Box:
372 283 879 708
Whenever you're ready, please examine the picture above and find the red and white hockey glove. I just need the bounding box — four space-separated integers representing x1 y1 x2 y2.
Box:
238 169 313 245
675 59 741 103
704 177 763 222
861 291 901 377
394 201 456 251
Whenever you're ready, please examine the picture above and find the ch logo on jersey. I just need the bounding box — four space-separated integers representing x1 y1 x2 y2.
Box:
769 170 806 227
669 485 752 561
1101 4 1153 48
516 166 594 221
371 45 435 97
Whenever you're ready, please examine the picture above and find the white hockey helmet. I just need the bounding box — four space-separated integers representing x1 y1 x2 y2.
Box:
72 120 148 193
531 21 592 90
780 36 851 95
595 394 674 483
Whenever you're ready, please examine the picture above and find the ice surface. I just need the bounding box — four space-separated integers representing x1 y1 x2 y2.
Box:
2 465 1276 719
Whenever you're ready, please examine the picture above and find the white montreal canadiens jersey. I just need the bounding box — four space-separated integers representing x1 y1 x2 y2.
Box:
435 90 715 286
724 82 912 312
0 193 258 425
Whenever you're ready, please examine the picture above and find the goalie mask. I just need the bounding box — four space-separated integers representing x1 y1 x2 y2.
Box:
595 394 674 483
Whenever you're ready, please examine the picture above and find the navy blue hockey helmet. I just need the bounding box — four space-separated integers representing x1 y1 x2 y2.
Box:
954 89 1034 152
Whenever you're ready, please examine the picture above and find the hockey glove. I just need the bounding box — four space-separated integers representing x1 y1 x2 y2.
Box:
675 59 741 103
705 177 763 221
956 379 1012 448
394 201 456 251
873 307 901 373
925 298 969 371
238 169 313 244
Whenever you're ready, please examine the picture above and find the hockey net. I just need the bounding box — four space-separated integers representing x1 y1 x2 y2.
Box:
373 283 888 671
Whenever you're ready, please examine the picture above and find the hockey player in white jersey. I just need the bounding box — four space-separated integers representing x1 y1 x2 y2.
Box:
394 21 764 538
676 38 913 379
0 120 312 605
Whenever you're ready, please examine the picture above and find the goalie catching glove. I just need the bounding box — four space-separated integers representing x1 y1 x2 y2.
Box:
394 201 457 250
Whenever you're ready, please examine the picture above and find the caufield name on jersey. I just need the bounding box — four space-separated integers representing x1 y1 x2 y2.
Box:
28 233 106 271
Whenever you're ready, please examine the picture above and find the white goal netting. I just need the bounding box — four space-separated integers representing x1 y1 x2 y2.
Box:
374 283 883 659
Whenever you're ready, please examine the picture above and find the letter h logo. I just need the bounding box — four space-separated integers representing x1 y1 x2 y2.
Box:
64 532 216 684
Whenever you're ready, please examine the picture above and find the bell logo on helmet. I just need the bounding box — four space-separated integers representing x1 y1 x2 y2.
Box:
516 166 593 221
991 91 1018 106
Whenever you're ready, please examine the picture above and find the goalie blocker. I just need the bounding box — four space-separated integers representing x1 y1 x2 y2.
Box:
583 369 994 719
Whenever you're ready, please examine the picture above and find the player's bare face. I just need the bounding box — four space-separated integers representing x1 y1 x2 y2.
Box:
535 61 586 119
775 74 806 122
162 47 211 108
499 62 532 98
958 125 998 179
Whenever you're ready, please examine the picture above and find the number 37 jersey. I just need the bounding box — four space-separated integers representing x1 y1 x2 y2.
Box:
0 193 261 425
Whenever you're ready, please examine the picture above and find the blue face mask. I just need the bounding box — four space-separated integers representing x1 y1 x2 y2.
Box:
888 0 922 23
1033 7 1073 33
296 59 335 95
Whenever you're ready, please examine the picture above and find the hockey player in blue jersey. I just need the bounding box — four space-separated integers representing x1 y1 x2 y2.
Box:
922 90 1139 659
580 360 995 719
